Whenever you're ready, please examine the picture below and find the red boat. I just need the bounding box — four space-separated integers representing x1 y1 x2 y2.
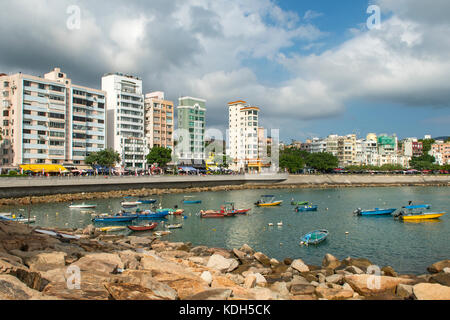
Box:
127 223 158 232
234 209 251 214
200 209 237 218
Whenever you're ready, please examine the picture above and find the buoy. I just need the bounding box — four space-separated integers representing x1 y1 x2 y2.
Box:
345 232 349 235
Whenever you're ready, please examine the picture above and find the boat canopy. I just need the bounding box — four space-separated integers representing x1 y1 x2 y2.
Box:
19 164 69 173
403 204 431 210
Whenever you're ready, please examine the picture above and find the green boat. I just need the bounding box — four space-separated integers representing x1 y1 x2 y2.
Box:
291 201 309 206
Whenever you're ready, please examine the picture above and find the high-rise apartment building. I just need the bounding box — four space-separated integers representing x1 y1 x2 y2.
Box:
101 73 146 170
144 92 174 150
176 97 206 165
227 101 259 172
0 68 106 167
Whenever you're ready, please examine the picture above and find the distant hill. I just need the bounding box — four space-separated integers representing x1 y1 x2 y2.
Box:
434 136 449 141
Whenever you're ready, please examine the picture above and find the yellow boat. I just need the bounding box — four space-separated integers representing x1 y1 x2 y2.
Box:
255 195 283 207
401 212 446 221
256 201 283 207
97 226 127 232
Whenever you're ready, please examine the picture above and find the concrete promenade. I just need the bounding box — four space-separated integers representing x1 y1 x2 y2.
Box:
0 173 449 199
0 173 289 198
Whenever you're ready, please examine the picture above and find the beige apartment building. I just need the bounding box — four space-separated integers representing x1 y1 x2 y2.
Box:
0 68 106 168
144 92 174 150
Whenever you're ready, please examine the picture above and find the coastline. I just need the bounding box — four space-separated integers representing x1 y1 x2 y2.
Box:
0 174 449 207
0 220 449 300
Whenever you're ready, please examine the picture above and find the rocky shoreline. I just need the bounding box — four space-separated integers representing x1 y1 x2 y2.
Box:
1 182 449 207
0 220 449 300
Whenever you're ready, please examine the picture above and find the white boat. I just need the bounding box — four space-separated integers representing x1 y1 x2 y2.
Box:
121 201 142 207
69 203 97 209
165 224 183 229
0 213 36 224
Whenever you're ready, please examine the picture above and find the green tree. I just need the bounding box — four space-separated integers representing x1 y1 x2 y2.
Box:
306 152 339 172
85 148 121 168
410 154 436 170
419 139 435 153
279 148 308 173
146 146 173 168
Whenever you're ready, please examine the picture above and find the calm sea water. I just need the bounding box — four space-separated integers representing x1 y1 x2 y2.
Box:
3 186 449 274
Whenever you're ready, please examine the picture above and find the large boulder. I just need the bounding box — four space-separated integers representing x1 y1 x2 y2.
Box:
381 266 398 277
206 254 239 273
104 283 171 300
253 252 271 267
290 284 316 295
322 254 341 270
427 260 450 274
72 253 124 274
341 257 374 272
239 244 255 255
315 287 354 300
243 274 257 289
185 288 232 300
325 274 344 285
396 284 414 299
0 275 56 300
120 270 178 300
429 273 450 287
291 259 310 273
0 258 49 291
24 252 67 272
200 271 213 286
413 283 450 300
344 274 414 296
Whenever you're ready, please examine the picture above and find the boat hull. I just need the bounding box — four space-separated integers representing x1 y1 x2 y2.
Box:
256 201 283 207
183 200 202 204
296 206 318 212
357 208 397 216
93 216 137 223
300 229 329 245
291 201 308 206
401 212 446 221
127 223 158 232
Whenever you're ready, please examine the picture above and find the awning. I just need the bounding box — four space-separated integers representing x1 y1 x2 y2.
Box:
20 164 69 173
178 166 197 172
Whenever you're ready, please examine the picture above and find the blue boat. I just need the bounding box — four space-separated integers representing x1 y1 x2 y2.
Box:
139 199 157 204
300 229 329 245
136 210 169 220
183 200 202 204
92 215 138 223
295 205 318 212
402 204 431 210
354 208 397 216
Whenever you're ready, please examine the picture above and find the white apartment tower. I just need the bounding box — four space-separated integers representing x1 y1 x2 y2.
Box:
227 100 260 172
101 73 146 170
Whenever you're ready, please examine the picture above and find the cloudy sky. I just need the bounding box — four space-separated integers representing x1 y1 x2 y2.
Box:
1 0 449 142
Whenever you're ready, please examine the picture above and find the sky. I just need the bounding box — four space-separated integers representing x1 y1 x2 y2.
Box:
1 0 449 143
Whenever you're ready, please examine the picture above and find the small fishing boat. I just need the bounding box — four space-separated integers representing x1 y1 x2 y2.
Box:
200 210 236 218
354 208 397 216
223 202 251 215
0 213 36 224
155 208 172 215
69 203 97 209
166 224 183 229
402 204 431 210
137 199 157 204
154 231 171 237
400 212 446 221
255 195 283 207
136 210 169 220
300 229 329 245
167 209 185 215
291 201 309 206
127 223 158 232
121 201 142 208
183 197 202 204
295 205 318 212
97 226 127 232
92 214 138 223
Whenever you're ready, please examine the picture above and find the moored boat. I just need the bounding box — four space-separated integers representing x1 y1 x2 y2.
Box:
300 229 329 245
127 223 158 232
255 195 283 207
291 201 309 206
354 208 397 216
138 199 157 204
400 212 446 221
166 224 183 229
69 203 97 209
121 201 142 208
97 226 127 232
92 214 138 223
136 210 169 220
0 213 36 224
295 205 318 212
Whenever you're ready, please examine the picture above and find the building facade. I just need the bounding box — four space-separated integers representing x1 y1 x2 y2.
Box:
0 68 106 167
176 97 206 165
430 142 450 165
101 73 146 170
402 138 423 157
144 92 174 151
227 101 260 172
